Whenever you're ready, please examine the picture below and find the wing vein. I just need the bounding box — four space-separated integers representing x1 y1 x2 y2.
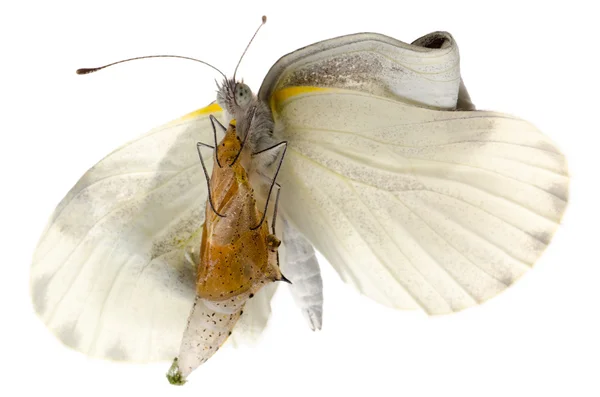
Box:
387 191 512 286
291 126 559 154
292 137 567 201
41 161 204 285
289 146 562 223
397 193 534 268
346 181 476 309
310 178 428 311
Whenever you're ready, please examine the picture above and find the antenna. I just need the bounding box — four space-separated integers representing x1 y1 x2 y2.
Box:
76 55 227 81
232 15 267 82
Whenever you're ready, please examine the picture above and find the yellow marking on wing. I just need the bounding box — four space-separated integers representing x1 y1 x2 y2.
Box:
270 86 329 115
230 119 237 126
178 103 222 121
174 224 204 250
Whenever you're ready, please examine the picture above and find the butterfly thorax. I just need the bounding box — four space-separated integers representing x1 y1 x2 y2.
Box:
196 122 282 301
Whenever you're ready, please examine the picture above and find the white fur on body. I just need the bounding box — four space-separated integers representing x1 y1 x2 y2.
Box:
281 220 323 330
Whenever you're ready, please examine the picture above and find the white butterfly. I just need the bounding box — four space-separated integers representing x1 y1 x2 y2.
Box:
29 24 569 379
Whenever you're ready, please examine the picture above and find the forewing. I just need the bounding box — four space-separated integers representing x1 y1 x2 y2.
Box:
272 88 568 314
259 32 466 110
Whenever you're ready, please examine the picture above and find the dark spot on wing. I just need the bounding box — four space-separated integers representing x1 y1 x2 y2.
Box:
499 273 515 287
56 323 81 350
106 343 129 361
547 181 569 203
31 274 52 315
531 230 552 245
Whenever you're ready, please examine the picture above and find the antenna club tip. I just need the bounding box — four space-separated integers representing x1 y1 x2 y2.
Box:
262 15 267 24
76 68 93 75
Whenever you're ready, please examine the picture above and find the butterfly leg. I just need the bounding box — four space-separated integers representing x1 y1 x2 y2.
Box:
263 182 291 284
250 141 287 230
209 115 226 168
271 182 281 235
196 142 225 217
229 105 258 166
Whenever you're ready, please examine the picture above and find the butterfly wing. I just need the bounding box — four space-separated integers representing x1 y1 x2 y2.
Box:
261 33 568 314
30 104 275 362
259 31 469 110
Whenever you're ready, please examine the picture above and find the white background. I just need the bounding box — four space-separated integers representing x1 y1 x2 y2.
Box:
2 1 599 396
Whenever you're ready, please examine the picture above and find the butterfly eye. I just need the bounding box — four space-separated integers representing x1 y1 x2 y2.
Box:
234 83 252 107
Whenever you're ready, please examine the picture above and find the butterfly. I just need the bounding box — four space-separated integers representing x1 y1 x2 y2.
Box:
29 16 569 384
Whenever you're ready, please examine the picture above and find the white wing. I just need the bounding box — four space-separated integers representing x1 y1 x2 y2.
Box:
30 104 276 362
270 87 568 315
259 31 470 110
259 31 568 314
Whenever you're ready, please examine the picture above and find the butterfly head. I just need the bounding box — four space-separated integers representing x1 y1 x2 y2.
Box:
216 78 254 120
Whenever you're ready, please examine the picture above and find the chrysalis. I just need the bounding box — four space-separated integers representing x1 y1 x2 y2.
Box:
167 115 288 383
